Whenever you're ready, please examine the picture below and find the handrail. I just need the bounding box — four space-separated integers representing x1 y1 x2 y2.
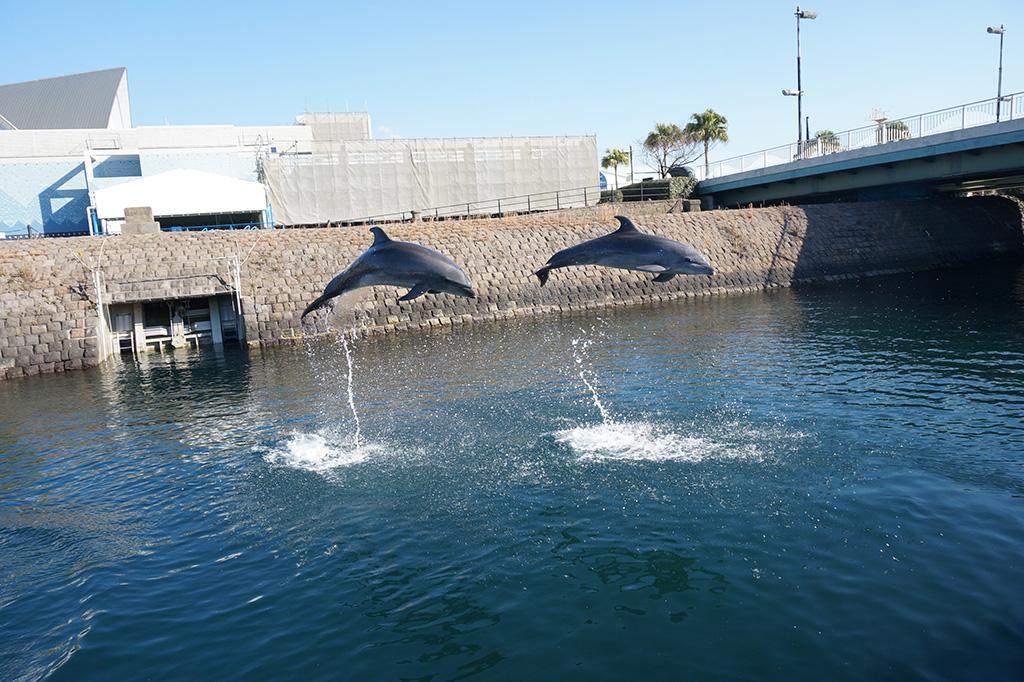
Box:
301 178 696 227
695 91 1024 182
322 184 608 226
161 222 264 232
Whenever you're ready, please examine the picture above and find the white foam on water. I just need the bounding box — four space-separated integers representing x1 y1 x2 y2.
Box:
554 420 765 463
263 431 384 474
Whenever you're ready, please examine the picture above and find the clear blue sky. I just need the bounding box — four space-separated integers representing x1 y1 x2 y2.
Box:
5 0 1021 163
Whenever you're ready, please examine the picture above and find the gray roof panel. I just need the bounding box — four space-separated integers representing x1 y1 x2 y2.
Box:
0 67 126 130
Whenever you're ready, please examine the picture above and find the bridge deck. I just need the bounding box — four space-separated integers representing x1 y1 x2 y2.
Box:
698 118 1024 206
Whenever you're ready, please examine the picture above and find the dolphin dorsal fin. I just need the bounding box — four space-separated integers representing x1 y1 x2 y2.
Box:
369 226 392 246
613 216 640 234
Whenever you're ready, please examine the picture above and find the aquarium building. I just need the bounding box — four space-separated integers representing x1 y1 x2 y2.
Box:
0 69 597 237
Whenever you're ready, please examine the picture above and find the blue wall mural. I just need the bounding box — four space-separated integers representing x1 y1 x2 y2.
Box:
0 155 142 237
140 151 257 181
0 151 257 237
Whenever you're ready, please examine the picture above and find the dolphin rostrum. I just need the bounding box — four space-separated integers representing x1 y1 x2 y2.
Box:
534 215 715 286
301 227 475 319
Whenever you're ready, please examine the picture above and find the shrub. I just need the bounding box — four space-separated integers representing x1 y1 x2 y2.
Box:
15 264 35 282
619 177 696 202
600 189 623 203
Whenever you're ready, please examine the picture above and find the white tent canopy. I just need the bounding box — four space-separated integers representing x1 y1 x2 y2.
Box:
94 169 266 220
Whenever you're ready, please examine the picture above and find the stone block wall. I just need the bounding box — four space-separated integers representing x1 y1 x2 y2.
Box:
1 197 1021 380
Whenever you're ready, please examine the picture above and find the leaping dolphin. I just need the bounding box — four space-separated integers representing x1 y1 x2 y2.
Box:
534 216 714 286
301 227 475 319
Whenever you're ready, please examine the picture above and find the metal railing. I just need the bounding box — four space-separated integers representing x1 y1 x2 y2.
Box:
325 185 607 226
1 229 88 240
1 223 265 240
695 91 1024 182
161 222 265 233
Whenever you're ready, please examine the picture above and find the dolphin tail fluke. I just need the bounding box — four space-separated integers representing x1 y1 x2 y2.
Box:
300 293 333 321
534 267 551 287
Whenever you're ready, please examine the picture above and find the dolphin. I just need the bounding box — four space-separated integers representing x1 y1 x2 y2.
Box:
301 227 475 319
534 215 715 286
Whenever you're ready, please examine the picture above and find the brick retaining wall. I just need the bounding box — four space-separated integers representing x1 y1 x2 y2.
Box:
1 197 1021 380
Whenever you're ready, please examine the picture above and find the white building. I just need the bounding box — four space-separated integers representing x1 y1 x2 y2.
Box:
0 69 598 237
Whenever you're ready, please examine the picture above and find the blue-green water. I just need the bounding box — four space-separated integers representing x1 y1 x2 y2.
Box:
2 266 1024 680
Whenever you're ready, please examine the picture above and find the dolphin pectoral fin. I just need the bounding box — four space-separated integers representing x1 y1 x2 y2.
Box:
653 272 676 283
399 283 429 301
428 290 441 294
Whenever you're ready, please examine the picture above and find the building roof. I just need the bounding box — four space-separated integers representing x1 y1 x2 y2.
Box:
94 169 267 220
0 68 127 130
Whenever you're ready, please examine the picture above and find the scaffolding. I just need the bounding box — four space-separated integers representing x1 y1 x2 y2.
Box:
262 136 597 225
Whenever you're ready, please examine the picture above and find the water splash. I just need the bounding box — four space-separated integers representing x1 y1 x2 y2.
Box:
295 324 372 472
571 335 612 423
264 430 382 474
554 421 764 463
339 331 362 449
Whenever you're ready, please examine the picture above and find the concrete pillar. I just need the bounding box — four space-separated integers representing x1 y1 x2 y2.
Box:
169 302 186 348
121 207 161 235
132 302 146 353
209 296 224 345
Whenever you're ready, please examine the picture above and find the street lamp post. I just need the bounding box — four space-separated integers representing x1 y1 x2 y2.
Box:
987 24 1005 121
793 6 817 152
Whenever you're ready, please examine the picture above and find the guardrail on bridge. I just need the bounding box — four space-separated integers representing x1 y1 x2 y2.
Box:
696 91 1024 182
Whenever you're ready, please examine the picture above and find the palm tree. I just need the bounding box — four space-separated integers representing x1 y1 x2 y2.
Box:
601 148 630 190
876 120 910 144
684 110 729 177
814 129 840 154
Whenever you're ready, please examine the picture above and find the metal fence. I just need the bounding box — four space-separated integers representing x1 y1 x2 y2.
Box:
161 222 265 233
1 229 88 240
332 180 694 226
1 223 268 241
696 91 1024 181
332 185 607 225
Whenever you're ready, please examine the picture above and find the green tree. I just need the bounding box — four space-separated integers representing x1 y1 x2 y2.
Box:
601 148 630 191
641 123 700 178
814 129 840 153
684 109 729 177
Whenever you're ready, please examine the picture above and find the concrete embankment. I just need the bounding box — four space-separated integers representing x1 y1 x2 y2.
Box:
1 197 1022 380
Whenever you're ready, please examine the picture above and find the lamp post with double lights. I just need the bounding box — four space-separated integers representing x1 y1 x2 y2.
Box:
987 24 1006 121
786 6 817 154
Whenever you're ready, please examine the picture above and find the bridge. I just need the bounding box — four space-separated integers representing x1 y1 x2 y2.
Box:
696 93 1024 207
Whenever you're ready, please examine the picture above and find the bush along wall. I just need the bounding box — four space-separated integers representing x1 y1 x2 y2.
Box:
619 177 697 202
